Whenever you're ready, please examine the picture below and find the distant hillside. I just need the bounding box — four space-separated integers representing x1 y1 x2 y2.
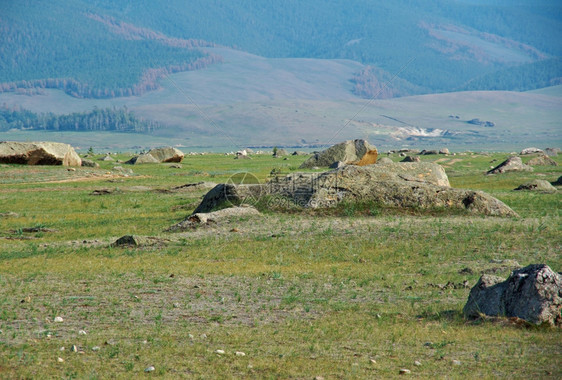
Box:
1 0 561 99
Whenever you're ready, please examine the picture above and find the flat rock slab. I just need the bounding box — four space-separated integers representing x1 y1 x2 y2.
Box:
300 139 376 168
168 206 260 231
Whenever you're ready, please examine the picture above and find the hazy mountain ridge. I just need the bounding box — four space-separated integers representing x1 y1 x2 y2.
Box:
1 0 561 99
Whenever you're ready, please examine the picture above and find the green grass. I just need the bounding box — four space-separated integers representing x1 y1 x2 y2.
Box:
0 152 561 378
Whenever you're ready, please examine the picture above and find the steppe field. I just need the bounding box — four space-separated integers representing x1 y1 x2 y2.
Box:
0 151 560 379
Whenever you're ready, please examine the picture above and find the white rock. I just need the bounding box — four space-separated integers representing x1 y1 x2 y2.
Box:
54 316 64 323
145 366 155 372
235 351 246 356
188 334 194 339
92 346 100 351
215 349 225 355
200 333 207 339
57 357 64 363
60 347 65 351
370 359 377 364
452 359 461 366
414 360 422 366
71 345 78 352
79 330 87 335
399 368 411 375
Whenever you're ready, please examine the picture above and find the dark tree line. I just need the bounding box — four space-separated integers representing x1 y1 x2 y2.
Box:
0 106 160 133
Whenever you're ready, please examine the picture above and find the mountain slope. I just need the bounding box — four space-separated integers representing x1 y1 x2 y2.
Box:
1 0 561 98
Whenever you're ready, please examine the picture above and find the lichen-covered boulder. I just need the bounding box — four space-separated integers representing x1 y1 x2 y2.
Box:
527 155 558 167
125 153 159 165
194 162 518 217
0 141 81 166
464 264 562 326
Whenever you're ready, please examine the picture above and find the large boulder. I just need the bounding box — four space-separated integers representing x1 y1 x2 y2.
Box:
463 264 562 326
0 141 81 166
527 155 558 167
194 163 518 217
544 148 559 157
147 147 184 163
487 156 533 174
299 139 376 168
514 179 557 193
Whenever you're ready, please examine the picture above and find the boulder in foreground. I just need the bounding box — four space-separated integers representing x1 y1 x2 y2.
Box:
299 139 377 168
0 141 81 166
463 264 562 326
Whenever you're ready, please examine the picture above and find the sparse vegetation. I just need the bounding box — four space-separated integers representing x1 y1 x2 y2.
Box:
0 152 560 378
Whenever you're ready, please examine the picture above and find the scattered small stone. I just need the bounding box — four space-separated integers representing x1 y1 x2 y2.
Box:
79 330 87 335
54 316 64 323
60 347 65 351
414 360 422 366
399 368 411 375
145 366 155 372
57 357 64 363
314 377 325 380
92 346 100 351
247 364 253 369
376 314 382 319
71 345 78 352
200 333 207 339
188 334 194 339
235 351 246 357
230 228 240 233
215 349 225 355
452 360 461 366
370 359 377 364
67 168 76 172
173 303 180 308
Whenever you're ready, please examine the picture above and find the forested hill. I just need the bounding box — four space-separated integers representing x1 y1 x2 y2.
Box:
1 0 561 99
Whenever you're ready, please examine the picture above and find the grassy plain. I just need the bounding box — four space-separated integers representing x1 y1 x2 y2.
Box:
0 152 561 378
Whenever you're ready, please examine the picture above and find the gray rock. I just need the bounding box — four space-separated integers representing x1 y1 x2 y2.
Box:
514 179 557 193
111 235 150 247
527 155 558 167
168 163 183 168
299 139 376 168
520 147 544 155
0 141 82 166
439 148 450 155
100 154 114 161
292 151 308 156
464 264 562 326
273 148 288 157
420 149 439 155
194 163 518 217
401 156 420 163
148 147 184 163
81 159 99 168
544 148 559 157
125 153 159 165
487 156 533 174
